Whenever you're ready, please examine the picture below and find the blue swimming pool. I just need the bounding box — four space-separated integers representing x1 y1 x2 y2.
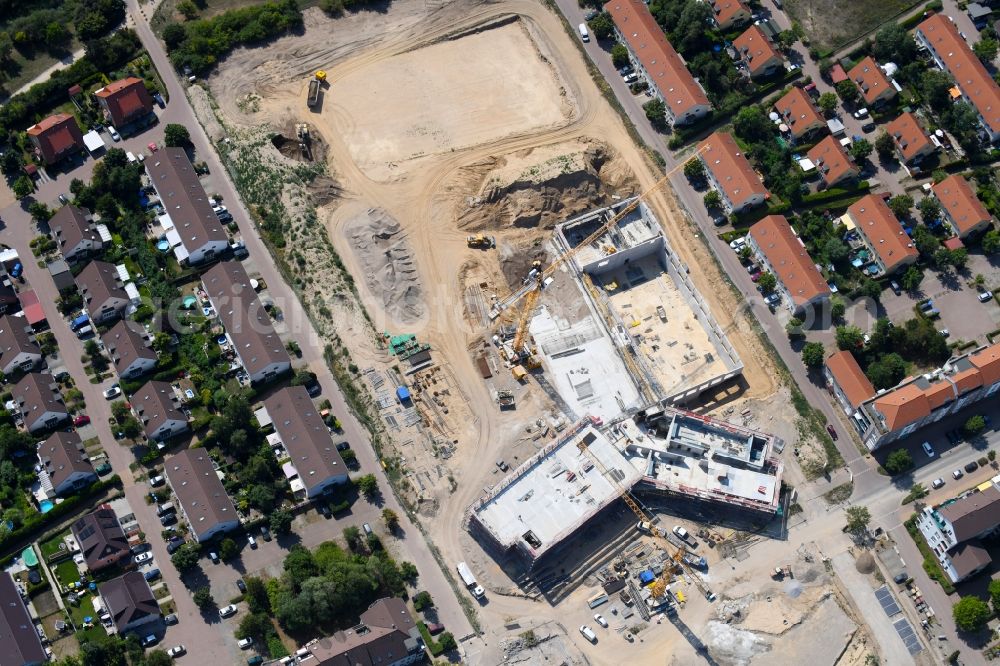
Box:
39 500 54 513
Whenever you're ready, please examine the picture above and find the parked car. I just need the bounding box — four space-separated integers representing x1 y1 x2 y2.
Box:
594 613 608 628
260 526 271 541
236 578 247 593
164 613 178 625
219 605 238 618
95 462 112 475
426 622 445 635
131 543 150 556
248 535 257 549
149 475 165 487
108 126 121 141
979 291 994 303
103 384 122 400
579 625 597 643
712 214 727 226
890 280 901 295
142 634 158 647
617 65 633 76
209 551 220 564
622 73 638 84
134 552 153 564
922 441 936 457
965 461 979 473
932 478 945 489
750 271 762 282
826 424 838 440
336 441 350 451
159 513 176 527
318 502 332 518
72 414 91 427
853 108 869 119
144 568 161 582
861 121 876 132
166 538 184 554
673 525 689 540
953 469 964 479
238 637 254 649
729 236 746 250
167 646 185 657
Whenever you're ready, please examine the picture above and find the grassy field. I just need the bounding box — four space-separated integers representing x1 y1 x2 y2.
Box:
784 0 923 55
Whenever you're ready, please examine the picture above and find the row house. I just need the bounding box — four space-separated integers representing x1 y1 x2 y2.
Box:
843 194 918 275
698 131 770 213
931 174 992 239
747 215 830 314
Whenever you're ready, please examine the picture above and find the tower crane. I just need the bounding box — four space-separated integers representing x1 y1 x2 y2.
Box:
493 148 707 362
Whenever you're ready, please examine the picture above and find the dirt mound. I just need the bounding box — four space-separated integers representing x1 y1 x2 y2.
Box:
345 208 425 324
457 143 635 231
308 174 341 207
854 552 876 574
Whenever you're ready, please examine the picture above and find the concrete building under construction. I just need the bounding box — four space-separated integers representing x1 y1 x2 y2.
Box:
548 199 743 410
468 408 782 565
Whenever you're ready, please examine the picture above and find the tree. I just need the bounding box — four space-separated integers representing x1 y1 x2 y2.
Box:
757 272 777 293
817 92 838 116
0 151 22 177
917 197 942 224
802 342 825 368
219 537 239 561
683 158 705 182
284 545 319 589
984 230 1000 254
859 278 882 301
835 80 859 104
900 265 923 291
611 43 629 68
163 23 186 50
875 130 896 161
382 508 399 531
831 299 846 321
247 484 276 512
177 0 198 19
703 190 722 209
356 474 379 500
885 449 914 475
922 69 955 111
236 612 273 642
785 317 803 338
191 587 214 610
270 508 293 535
777 30 797 51
643 99 667 130
44 22 70 49
733 105 773 143
171 543 200 572
964 415 986 437
849 138 873 161
587 12 614 40
244 576 270 614
947 248 968 270
874 23 917 64
974 38 999 63
989 579 1000 612
28 202 52 222
343 525 363 551
437 633 458 652
12 176 33 199
164 123 191 148
845 505 871 535
952 596 991 632
144 651 173 666
823 237 850 264
413 591 433 612
400 561 419 584
835 325 864 351
887 195 913 219
867 352 908 390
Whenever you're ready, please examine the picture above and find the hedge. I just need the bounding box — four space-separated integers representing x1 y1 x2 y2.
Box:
0 476 123 555
801 181 871 205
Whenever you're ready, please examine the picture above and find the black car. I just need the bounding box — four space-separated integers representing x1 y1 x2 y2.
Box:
336 441 350 452
318 503 332 519
260 526 272 541
166 537 185 554
306 382 322 398
965 461 979 473
236 578 247 593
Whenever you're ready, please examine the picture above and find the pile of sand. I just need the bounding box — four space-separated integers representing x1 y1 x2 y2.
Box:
345 208 425 324
704 621 771 666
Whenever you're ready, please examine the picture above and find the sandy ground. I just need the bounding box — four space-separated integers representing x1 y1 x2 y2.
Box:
202 0 785 658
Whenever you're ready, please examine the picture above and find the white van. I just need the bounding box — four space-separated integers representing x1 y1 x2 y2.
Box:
108 126 121 142
579 625 597 643
579 23 589 42
126 151 136 163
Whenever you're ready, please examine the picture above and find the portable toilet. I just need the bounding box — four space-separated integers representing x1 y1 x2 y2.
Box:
396 386 411 404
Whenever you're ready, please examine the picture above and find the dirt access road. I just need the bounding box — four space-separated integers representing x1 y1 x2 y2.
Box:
202 0 782 657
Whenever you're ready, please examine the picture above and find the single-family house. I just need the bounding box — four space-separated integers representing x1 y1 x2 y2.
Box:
916 484 1000 583
72 506 129 572
847 56 897 107
50 205 103 264
38 431 96 497
845 194 918 275
13 372 68 434
26 113 85 165
733 25 783 79
807 135 859 189
0 573 47 665
932 174 992 239
132 381 188 442
93 77 154 130
99 572 160 636
709 0 751 30
886 112 936 164
308 597 425 666
0 315 41 376
76 260 128 324
774 87 825 141
103 321 157 380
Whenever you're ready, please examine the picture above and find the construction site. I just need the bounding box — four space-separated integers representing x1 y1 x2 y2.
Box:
186 0 876 661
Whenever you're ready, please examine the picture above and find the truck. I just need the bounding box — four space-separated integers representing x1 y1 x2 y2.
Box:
467 234 495 249
457 562 484 598
307 79 321 107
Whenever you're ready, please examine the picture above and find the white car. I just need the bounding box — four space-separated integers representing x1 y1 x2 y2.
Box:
932 478 945 489
953 469 964 479
238 637 254 649
108 126 121 141
167 646 185 657
673 525 688 540
922 441 936 458
219 605 238 618
149 475 165 487
729 236 746 250
103 385 122 400
594 613 608 628
248 535 257 549
979 291 994 303
853 108 869 119
134 552 153 564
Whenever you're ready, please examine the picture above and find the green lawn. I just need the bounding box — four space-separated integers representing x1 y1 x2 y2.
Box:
53 560 81 589
66 593 105 645
39 530 71 560
784 0 923 55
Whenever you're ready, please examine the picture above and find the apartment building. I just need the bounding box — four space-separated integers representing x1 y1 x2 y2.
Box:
853 341 1000 449
824 350 876 415
606 0 711 127
164 448 239 542
0 573 46 665
916 13 1000 142
932 174 992 239
309 598 425 666
26 113 85 165
916 483 1000 583
94 77 153 130
747 214 830 314
844 194 918 275
699 131 770 213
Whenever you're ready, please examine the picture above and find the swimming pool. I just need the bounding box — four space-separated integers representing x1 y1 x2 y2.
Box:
39 499 53 513
157 239 170 252
21 546 38 568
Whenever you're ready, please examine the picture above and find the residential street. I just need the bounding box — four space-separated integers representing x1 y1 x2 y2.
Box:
0 2 475 657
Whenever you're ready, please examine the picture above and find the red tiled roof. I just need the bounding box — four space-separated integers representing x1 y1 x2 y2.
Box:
25 113 84 164
807 135 858 187
970 342 1000 386
698 131 769 209
950 367 983 395
886 112 934 163
847 194 918 272
848 56 896 105
830 64 848 83
923 379 956 410
94 77 153 128
733 25 782 78
872 382 931 431
933 174 991 236
917 14 1000 136
774 87 824 139
17 291 46 326
826 350 875 409
711 0 750 27
748 215 829 307
606 0 710 122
